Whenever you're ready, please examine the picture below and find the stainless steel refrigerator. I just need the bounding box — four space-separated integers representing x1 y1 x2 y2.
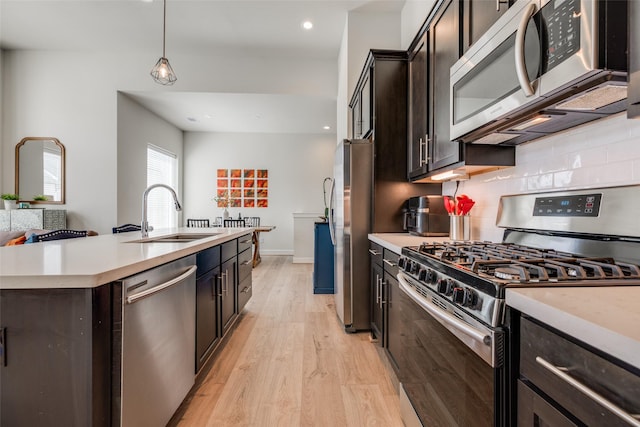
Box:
328 139 373 332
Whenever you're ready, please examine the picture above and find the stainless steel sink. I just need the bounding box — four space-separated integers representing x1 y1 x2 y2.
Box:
126 233 221 243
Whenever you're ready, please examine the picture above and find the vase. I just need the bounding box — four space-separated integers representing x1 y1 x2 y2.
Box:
223 208 230 220
3 200 17 210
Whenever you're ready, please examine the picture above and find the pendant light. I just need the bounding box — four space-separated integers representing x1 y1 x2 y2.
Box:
150 0 177 85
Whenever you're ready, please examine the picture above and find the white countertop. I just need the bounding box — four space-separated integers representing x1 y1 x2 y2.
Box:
506 287 640 370
368 233 452 254
0 227 253 289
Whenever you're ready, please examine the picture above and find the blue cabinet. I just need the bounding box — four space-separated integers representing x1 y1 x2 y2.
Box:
313 222 334 294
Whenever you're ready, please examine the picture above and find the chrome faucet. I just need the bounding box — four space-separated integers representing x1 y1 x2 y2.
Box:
141 184 182 237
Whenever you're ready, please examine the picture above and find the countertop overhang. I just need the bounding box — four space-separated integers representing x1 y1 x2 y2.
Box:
0 227 253 289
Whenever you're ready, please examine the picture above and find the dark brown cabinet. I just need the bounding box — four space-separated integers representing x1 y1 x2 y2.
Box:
220 256 237 336
408 32 429 180
196 246 222 372
428 0 461 171
369 242 384 345
237 234 253 312
461 0 511 53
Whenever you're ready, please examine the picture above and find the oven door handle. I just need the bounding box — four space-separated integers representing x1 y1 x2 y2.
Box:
397 272 491 346
536 357 640 426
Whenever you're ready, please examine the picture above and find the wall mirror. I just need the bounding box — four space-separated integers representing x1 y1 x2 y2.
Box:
15 137 65 204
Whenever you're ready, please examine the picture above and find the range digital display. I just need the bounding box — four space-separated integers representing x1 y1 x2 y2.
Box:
533 193 602 217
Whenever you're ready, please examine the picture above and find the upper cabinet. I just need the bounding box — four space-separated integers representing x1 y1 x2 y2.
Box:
350 69 372 139
428 0 461 171
461 0 512 53
408 33 429 180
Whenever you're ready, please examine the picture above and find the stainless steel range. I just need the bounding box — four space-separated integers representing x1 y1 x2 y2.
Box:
392 185 640 427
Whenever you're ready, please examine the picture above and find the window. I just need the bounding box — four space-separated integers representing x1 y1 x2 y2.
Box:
43 148 62 201
147 144 178 229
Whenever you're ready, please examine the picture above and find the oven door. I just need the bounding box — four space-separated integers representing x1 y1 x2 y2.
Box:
450 0 542 141
392 272 506 427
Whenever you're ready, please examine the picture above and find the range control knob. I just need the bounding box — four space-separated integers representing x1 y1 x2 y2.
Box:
418 268 427 281
452 287 478 308
402 259 412 272
437 278 454 295
426 269 438 284
410 262 420 275
398 257 407 270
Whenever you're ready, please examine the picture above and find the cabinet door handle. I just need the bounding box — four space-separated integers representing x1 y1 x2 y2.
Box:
535 356 640 426
218 274 224 297
0 327 6 367
379 278 385 309
383 259 396 267
375 275 380 304
221 270 228 295
418 137 424 166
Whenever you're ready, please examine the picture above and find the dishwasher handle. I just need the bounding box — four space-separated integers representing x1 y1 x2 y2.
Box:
126 265 197 304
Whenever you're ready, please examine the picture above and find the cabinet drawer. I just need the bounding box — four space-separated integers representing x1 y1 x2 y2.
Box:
196 245 220 276
238 275 252 312
237 233 252 253
520 316 640 427
238 248 252 282
221 240 237 263
382 249 399 277
369 241 383 266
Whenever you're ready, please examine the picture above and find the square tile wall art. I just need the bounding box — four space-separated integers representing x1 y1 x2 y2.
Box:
217 169 268 208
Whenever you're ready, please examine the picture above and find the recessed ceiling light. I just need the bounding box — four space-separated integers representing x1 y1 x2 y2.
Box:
187 117 197 122
204 114 213 119
302 21 313 30
323 125 331 130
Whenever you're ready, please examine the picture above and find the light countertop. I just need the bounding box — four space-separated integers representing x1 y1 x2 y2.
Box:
0 227 253 289
506 287 640 370
368 233 452 254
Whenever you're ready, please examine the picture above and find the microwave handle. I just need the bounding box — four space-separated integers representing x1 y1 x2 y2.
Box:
515 2 537 97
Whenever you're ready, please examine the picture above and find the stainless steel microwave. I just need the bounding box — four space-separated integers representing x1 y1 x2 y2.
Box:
450 0 628 145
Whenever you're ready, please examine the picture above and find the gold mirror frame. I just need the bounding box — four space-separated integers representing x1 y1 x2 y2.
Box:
15 137 66 204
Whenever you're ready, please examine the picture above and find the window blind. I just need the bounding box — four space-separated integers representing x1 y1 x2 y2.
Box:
147 144 178 230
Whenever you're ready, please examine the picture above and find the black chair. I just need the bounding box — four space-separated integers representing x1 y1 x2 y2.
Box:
244 217 261 227
30 229 87 242
187 219 210 227
112 223 141 233
223 219 246 228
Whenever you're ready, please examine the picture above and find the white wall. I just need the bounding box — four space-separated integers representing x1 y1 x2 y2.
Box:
1 49 336 234
400 0 437 48
337 10 402 142
183 132 335 254
117 93 184 228
443 113 640 242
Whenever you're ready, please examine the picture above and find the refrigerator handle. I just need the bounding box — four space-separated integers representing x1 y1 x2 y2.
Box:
328 178 336 245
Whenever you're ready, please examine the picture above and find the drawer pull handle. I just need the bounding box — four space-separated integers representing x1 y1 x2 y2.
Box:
383 259 397 267
368 249 381 255
535 356 640 426
241 260 251 266
240 239 252 244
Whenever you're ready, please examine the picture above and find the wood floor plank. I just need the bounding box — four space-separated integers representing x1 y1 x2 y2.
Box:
176 256 403 427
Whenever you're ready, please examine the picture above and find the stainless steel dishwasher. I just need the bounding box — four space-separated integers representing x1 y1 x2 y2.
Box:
113 255 197 427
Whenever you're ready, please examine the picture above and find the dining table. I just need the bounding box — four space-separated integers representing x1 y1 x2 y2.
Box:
252 225 275 267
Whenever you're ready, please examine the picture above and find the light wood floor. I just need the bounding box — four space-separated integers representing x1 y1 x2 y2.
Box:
176 255 404 427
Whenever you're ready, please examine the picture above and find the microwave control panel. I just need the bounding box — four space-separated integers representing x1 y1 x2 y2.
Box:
541 0 580 72
533 193 602 217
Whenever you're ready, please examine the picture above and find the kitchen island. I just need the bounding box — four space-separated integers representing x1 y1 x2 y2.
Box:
0 227 254 427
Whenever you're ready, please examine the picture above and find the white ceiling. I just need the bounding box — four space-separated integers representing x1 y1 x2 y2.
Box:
0 0 405 134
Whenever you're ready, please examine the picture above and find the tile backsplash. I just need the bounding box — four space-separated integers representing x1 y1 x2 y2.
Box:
443 113 640 242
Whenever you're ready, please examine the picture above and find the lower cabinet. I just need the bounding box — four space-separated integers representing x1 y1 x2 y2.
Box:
369 242 400 349
196 246 221 373
0 286 111 426
195 234 252 373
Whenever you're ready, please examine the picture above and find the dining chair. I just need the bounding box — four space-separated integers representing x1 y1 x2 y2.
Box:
112 223 142 233
187 219 210 227
244 217 261 227
223 219 246 228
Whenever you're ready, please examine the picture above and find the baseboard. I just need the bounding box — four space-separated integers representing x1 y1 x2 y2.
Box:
292 257 314 264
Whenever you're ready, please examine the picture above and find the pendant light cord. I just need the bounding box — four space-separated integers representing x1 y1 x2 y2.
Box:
162 0 167 57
